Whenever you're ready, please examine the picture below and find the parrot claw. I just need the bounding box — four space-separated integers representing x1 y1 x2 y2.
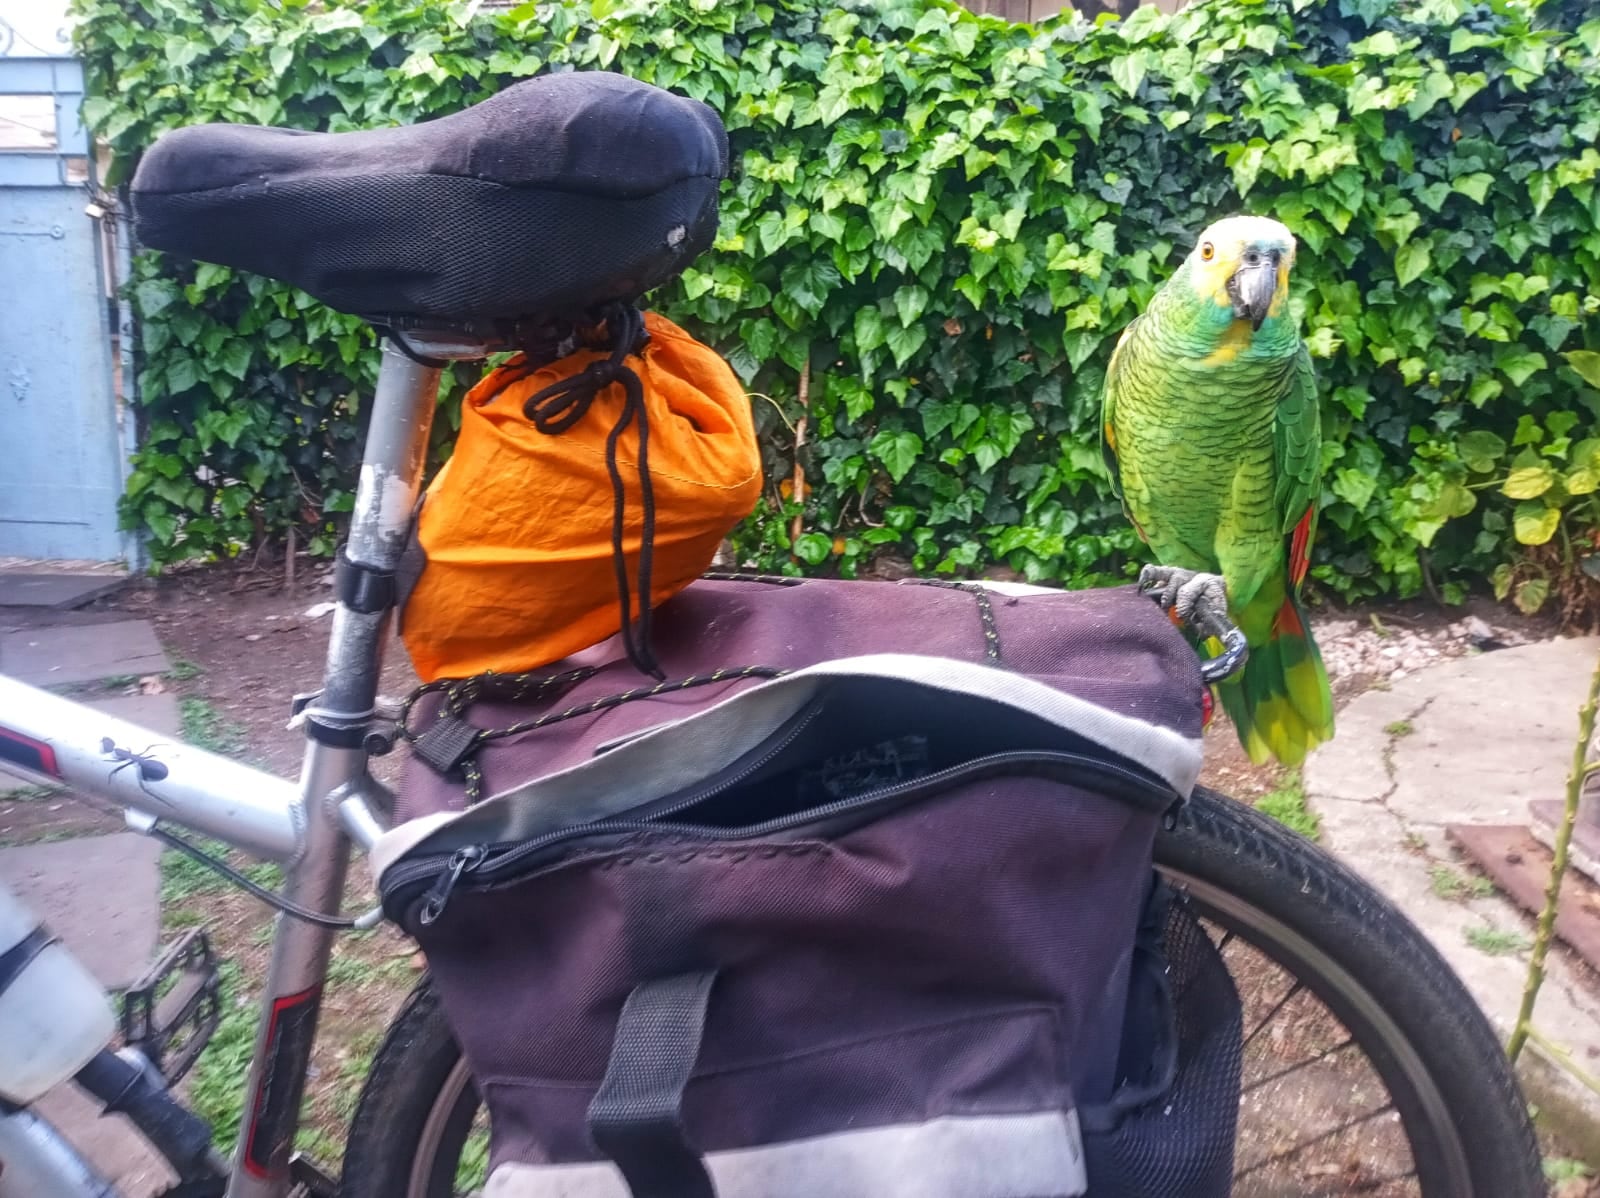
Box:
1137 567 1249 685
1137 565 1226 621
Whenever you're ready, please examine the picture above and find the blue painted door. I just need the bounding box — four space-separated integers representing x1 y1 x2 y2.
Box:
0 55 128 562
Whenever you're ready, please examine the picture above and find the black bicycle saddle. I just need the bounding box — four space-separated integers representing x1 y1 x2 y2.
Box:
130 71 728 325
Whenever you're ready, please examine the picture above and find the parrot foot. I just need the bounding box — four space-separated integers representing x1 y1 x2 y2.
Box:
1137 565 1229 624
1136 566 1250 685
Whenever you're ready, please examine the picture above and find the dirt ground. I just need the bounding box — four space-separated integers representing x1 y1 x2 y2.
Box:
1 563 1591 1193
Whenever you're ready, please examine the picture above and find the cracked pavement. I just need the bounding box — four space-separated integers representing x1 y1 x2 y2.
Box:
1305 636 1600 1153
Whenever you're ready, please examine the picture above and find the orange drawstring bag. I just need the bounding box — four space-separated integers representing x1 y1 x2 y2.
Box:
398 306 762 682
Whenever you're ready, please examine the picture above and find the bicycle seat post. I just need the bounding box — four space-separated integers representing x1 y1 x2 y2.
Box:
225 333 487 1195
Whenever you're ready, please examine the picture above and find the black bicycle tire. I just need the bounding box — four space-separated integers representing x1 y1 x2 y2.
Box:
1163 786 1543 1196
337 785 1543 1197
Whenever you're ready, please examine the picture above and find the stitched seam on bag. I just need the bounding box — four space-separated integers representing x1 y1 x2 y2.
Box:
473 1003 1063 1090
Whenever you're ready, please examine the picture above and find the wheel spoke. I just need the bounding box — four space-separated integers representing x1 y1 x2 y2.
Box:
1241 1035 1357 1094
1235 1103 1398 1180
1241 978 1306 1051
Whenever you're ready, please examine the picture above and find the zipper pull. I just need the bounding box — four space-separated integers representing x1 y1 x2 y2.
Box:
418 845 485 927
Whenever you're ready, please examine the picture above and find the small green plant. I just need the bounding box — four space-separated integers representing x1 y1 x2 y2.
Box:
324 949 412 989
188 962 256 1146
161 839 280 904
0 783 58 802
1544 1157 1595 1183
1255 773 1319 840
168 658 203 681
1466 924 1531 956
180 698 246 756
1461 417 1600 615
1384 720 1415 737
160 840 232 903
294 1126 344 1170
456 1127 491 1193
1429 864 1496 901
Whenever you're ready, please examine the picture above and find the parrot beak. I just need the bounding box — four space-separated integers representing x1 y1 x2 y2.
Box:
1230 258 1279 330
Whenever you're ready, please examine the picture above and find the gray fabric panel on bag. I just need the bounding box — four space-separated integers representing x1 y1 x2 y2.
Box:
483 1110 1088 1198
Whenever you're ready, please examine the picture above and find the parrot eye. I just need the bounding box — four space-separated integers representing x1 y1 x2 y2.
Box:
1200 242 1216 261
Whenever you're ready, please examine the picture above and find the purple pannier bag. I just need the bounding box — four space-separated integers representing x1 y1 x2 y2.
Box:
377 577 1242 1197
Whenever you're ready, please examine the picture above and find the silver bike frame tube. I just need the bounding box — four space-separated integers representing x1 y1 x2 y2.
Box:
223 343 447 1197
0 676 300 861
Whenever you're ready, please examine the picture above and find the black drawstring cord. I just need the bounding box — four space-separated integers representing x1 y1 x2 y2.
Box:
521 303 663 679
378 324 451 369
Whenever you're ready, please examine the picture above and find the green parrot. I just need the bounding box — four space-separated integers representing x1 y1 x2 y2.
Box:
1100 214 1334 767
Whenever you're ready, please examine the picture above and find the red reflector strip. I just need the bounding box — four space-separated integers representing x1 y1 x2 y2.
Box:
0 727 60 778
241 985 323 1179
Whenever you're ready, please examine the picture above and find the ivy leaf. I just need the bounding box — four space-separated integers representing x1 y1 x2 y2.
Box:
870 429 924 484
854 305 887 354
1566 466 1599 496
1502 456 1556 499
218 341 253 382
1513 502 1559 546
1456 430 1506 473
1565 350 1600 389
135 280 180 317
893 284 929 327
809 210 847 242
1332 468 1377 509
1071 91 1103 142
793 533 832 565
949 19 977 58
781 259 841 319
1514 577 1550 615
1495 349 1545 387
166 357 200 395
740 317 779 364
1394 241 1430 287
884 322 928 367
1109 53 1147 99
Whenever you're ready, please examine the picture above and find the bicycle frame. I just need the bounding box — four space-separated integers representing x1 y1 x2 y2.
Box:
0 337 484 1197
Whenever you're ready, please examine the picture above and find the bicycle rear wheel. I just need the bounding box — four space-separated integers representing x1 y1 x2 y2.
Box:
338 785 1543 1198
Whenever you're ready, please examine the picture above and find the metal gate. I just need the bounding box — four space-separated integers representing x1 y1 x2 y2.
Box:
0 54 130 563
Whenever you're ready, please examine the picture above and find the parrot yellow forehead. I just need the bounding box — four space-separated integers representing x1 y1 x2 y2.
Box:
1187 215 1297 316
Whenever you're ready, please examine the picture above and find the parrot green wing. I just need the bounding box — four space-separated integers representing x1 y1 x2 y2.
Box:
1099 318 1140 506
1274 342 1322 595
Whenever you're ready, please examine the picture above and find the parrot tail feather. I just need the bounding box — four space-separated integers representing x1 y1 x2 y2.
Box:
1215 594 1334 768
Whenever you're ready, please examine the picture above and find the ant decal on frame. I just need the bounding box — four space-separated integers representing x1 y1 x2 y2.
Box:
100 736 173 804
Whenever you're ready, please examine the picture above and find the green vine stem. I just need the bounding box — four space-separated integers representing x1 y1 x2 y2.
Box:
1506 650 1600 1064
1522 1026 1600 1100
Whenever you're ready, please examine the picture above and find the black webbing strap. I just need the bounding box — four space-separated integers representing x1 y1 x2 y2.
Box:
587 969 719 1198
0 926 56 1000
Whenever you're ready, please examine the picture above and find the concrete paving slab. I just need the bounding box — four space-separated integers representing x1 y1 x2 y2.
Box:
1305 636 1600 1148
0 571 127 610
85 691 183 738
31 1084 174 1198
0 832 161 990
0 619 170 686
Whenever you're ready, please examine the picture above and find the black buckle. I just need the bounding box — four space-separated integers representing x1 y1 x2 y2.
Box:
335 546 397 615
412 713 481 777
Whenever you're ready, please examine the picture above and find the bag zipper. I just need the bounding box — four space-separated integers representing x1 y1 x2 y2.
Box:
391 748 1176 927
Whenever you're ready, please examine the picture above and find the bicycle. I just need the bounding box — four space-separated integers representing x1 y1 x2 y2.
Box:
0 74 1544 1198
